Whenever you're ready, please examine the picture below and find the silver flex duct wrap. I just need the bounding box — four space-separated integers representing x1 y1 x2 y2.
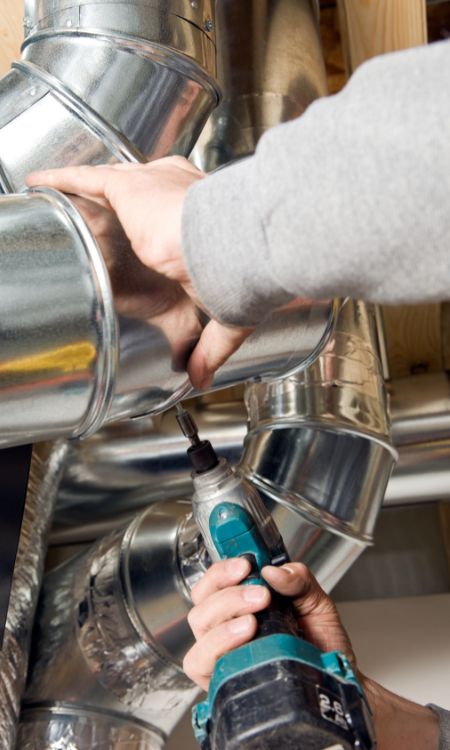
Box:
18 502 204 749
0 442 68 750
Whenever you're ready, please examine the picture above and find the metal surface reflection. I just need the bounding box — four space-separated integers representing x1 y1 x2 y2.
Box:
0 189 336 448
21 502 201 747
193 0 327 170
240 299 397 542
0 191 116 448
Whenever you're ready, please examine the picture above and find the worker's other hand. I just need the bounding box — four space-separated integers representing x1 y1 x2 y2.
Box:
26 158 253 389
183 558 356 692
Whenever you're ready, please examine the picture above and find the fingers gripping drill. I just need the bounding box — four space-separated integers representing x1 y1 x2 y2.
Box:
176 405 376 750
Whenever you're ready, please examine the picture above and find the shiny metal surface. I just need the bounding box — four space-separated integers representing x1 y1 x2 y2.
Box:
106 295 337 423
0 68 132 193
25 0 216 66
18 708 164 750
23 502 201 743
389 373 450 445
0 441 68 750
193 0 327 170
385 439 450 505
54 402 247 527
2 0 219 189
0 191 116 448
265 493 366 592
0 187 335 448
240 299 397 543
51 369 450 543
22 35 218 160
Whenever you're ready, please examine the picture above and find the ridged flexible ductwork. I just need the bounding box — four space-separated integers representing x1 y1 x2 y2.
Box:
18 501 204 750
0 441 68 750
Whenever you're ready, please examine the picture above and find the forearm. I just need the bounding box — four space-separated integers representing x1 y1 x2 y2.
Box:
183 40 450 327
362 676 440 750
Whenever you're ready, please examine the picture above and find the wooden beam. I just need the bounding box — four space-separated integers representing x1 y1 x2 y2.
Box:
336 1 444 380
337 0 427 74
0 0 23 76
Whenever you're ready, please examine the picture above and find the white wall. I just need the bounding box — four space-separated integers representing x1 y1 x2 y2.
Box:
166 593 450 749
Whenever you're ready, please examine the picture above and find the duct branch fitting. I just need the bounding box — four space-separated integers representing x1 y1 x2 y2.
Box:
19 501 205 749
0 441 68 750
0 0 219 192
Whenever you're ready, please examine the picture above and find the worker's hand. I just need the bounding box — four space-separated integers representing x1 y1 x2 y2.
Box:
184 560 441 750
26 158 253 389
183 558 356 692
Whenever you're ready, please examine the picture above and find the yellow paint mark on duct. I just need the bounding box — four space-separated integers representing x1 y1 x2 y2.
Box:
0 342 97 375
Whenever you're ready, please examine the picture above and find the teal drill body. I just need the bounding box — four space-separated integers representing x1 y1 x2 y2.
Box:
174 405 376 750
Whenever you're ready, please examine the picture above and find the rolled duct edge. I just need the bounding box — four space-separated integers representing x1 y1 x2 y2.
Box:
0 188 338 448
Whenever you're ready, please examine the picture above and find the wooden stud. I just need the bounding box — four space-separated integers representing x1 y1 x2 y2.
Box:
0 0 24 76
337 0 427 74
336 0 444 379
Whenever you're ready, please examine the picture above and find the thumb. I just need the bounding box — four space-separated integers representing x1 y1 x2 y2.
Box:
187 319 253 390
262 563 337 618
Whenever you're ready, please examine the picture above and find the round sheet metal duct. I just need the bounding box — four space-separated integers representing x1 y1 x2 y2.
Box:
240 299 397 545
1 0 219 192
193 0 327 170
0 188 336 448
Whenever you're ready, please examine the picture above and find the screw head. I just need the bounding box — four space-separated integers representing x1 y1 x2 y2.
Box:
204 17 214 32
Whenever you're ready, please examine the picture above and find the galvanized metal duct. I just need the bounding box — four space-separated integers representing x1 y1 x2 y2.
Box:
239 299 396 587
193 0 327 170
1 0 219 191
0 441 68 750
50 300 396 593
0 188 336 448
50 372 450 543
18 501 204 749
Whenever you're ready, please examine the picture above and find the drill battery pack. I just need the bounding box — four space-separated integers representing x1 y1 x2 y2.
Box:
193 635 376 750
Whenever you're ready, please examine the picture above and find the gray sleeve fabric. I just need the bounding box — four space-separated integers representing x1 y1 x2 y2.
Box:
428 705 450 750
182 40 450 327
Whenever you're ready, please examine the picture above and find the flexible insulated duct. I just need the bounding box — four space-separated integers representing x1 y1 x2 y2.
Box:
0 441 68 750
19 501 204 749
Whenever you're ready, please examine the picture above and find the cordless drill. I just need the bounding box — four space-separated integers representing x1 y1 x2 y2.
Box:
176 405 376 750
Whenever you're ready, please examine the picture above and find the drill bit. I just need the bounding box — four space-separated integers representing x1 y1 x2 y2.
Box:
175 403 201 447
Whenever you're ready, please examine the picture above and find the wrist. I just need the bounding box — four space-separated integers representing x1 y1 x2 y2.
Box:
359 674 439 750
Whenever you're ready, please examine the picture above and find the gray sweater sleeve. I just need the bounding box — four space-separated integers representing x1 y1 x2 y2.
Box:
182 40 450 327
428 705 450 750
